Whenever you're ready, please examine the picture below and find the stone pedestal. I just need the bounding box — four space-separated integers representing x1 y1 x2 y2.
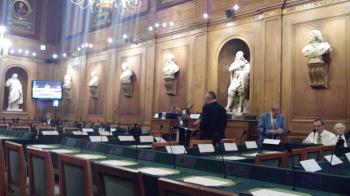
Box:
121 83 133 97
308 63 328 89
63 89 72 100
89 86 99 99
164 78 177 96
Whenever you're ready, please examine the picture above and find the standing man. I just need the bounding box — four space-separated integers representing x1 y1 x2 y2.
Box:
194 91 227 145
257 104 286 145
303 119 336 146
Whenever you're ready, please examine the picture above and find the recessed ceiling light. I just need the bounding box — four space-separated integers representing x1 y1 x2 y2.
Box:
40 45 46 51
62 53 67 57
32 52 37 57
162 22 167 28
169 21 174 26
233 4 239 10
52 54 58 59
107 37 113 43
203 13 209 19
148 26 153 31
155 23 160 28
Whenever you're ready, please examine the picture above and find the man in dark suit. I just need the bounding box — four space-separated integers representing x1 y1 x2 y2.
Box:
194 91 227 145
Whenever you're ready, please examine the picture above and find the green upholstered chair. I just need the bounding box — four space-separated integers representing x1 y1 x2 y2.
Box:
5 141 27 196
158 178 236 196
304 146 323 161
93 163 145 196
27 147 57 196
0 142 5 196
255 152 288 168
287 148 306 168
58 154 94 196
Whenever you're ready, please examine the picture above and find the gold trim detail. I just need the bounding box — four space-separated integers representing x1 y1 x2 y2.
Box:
282 0 348 14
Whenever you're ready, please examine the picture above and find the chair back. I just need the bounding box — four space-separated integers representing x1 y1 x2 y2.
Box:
286 148 306 168
58 154 94 196
63 127 80 134
0 143 5 196
255 152 287 168
158 178 236 196
304 146 323 160
322 145 335 156
27 148 55 196
5 141 27 196
93 163 145 196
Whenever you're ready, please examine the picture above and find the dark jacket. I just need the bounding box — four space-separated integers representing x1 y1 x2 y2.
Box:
199 101 227 140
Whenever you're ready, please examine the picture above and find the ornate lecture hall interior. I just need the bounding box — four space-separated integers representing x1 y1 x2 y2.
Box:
0 0 350 195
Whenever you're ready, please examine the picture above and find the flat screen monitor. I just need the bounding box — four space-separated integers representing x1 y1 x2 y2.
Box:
32 80 63 100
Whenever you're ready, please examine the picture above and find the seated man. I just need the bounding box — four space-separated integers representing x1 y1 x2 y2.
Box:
193 91 227 145
303 119 336 145
333 122 350 147
257 104 286 145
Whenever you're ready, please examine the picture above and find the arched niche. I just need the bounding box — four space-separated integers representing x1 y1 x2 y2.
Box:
217 39 251 113
3 66 28 112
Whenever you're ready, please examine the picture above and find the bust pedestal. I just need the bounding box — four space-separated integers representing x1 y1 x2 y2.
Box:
89 86 99 99
164 76 177 96
63 89 72 100
308 63 328 89
121 83 133 97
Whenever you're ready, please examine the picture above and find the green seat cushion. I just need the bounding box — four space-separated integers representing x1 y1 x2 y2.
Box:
103 174 135 196
63 163 86 196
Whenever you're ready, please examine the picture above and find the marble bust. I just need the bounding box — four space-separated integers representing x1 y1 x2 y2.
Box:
302 30 332 64
226 51 250 116
120 62 133 84
88 71 99 87
302 30 332 88
163 53 179 79
5 73 23 111
63 73 72 89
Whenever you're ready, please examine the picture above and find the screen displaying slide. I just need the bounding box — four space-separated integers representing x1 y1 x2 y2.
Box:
32 80 63 100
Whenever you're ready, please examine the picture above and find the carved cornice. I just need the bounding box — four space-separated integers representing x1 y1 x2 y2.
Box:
283 0 348 14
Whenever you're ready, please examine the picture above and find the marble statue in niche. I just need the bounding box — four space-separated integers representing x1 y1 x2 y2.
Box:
302 30 332 89
226 51 250 116
163 53 179 95
120 62 133 97
88 71 99 98
63 73 72 99
5 73 23 111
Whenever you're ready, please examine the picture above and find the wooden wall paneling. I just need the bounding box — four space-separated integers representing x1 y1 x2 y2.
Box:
187 31 207 112
154 36 190 113
282 1 350 133
116 46 146 124
84 53 109 121
61 58 82 120
105 50 116 122
263 16 282 112
142 43 156 126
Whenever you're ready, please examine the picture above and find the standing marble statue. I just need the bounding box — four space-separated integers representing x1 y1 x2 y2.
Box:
226 51 250 116
63 73 72 99
88 71 99 98
120 62 133 97
5 73 23 111
302 30 331 88
163 53 180 95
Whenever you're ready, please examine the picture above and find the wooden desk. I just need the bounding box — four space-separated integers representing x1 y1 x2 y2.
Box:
151 119 178 136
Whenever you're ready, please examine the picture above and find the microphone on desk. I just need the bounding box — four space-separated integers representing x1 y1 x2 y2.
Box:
133 130 139 162
166 132 177 169
239 130 247 155
328 139 344 173
159 124 164 142
216 133 227 178
285 142 296 191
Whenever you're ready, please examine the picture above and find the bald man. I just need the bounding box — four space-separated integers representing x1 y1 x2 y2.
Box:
257 104 286 145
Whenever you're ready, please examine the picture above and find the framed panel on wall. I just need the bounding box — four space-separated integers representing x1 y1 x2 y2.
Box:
157 0 192 10
5 0 37 36
118 0 151 22
89 6 111 31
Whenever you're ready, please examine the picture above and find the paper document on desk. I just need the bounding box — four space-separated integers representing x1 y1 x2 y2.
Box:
72 131 88 135
251 188 311 196
166 145 186 154
183 176 235 187
82 128 94 132
99 131 113 136
154 137 167 143
224 143 238 151
189 114 200 119
245 141 258 149
41 131 59 135
198 144 215 153
324 155 343 165
89 136 108 143
140 135 154 143
300 159 322 172
263 139 281 145
345 152 350 163
118 135 134 142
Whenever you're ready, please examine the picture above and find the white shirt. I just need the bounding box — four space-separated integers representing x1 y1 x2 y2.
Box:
303 130 337 146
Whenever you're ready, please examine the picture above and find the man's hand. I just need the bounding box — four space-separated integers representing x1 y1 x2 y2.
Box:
269 129 278 135
193 119 200 127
